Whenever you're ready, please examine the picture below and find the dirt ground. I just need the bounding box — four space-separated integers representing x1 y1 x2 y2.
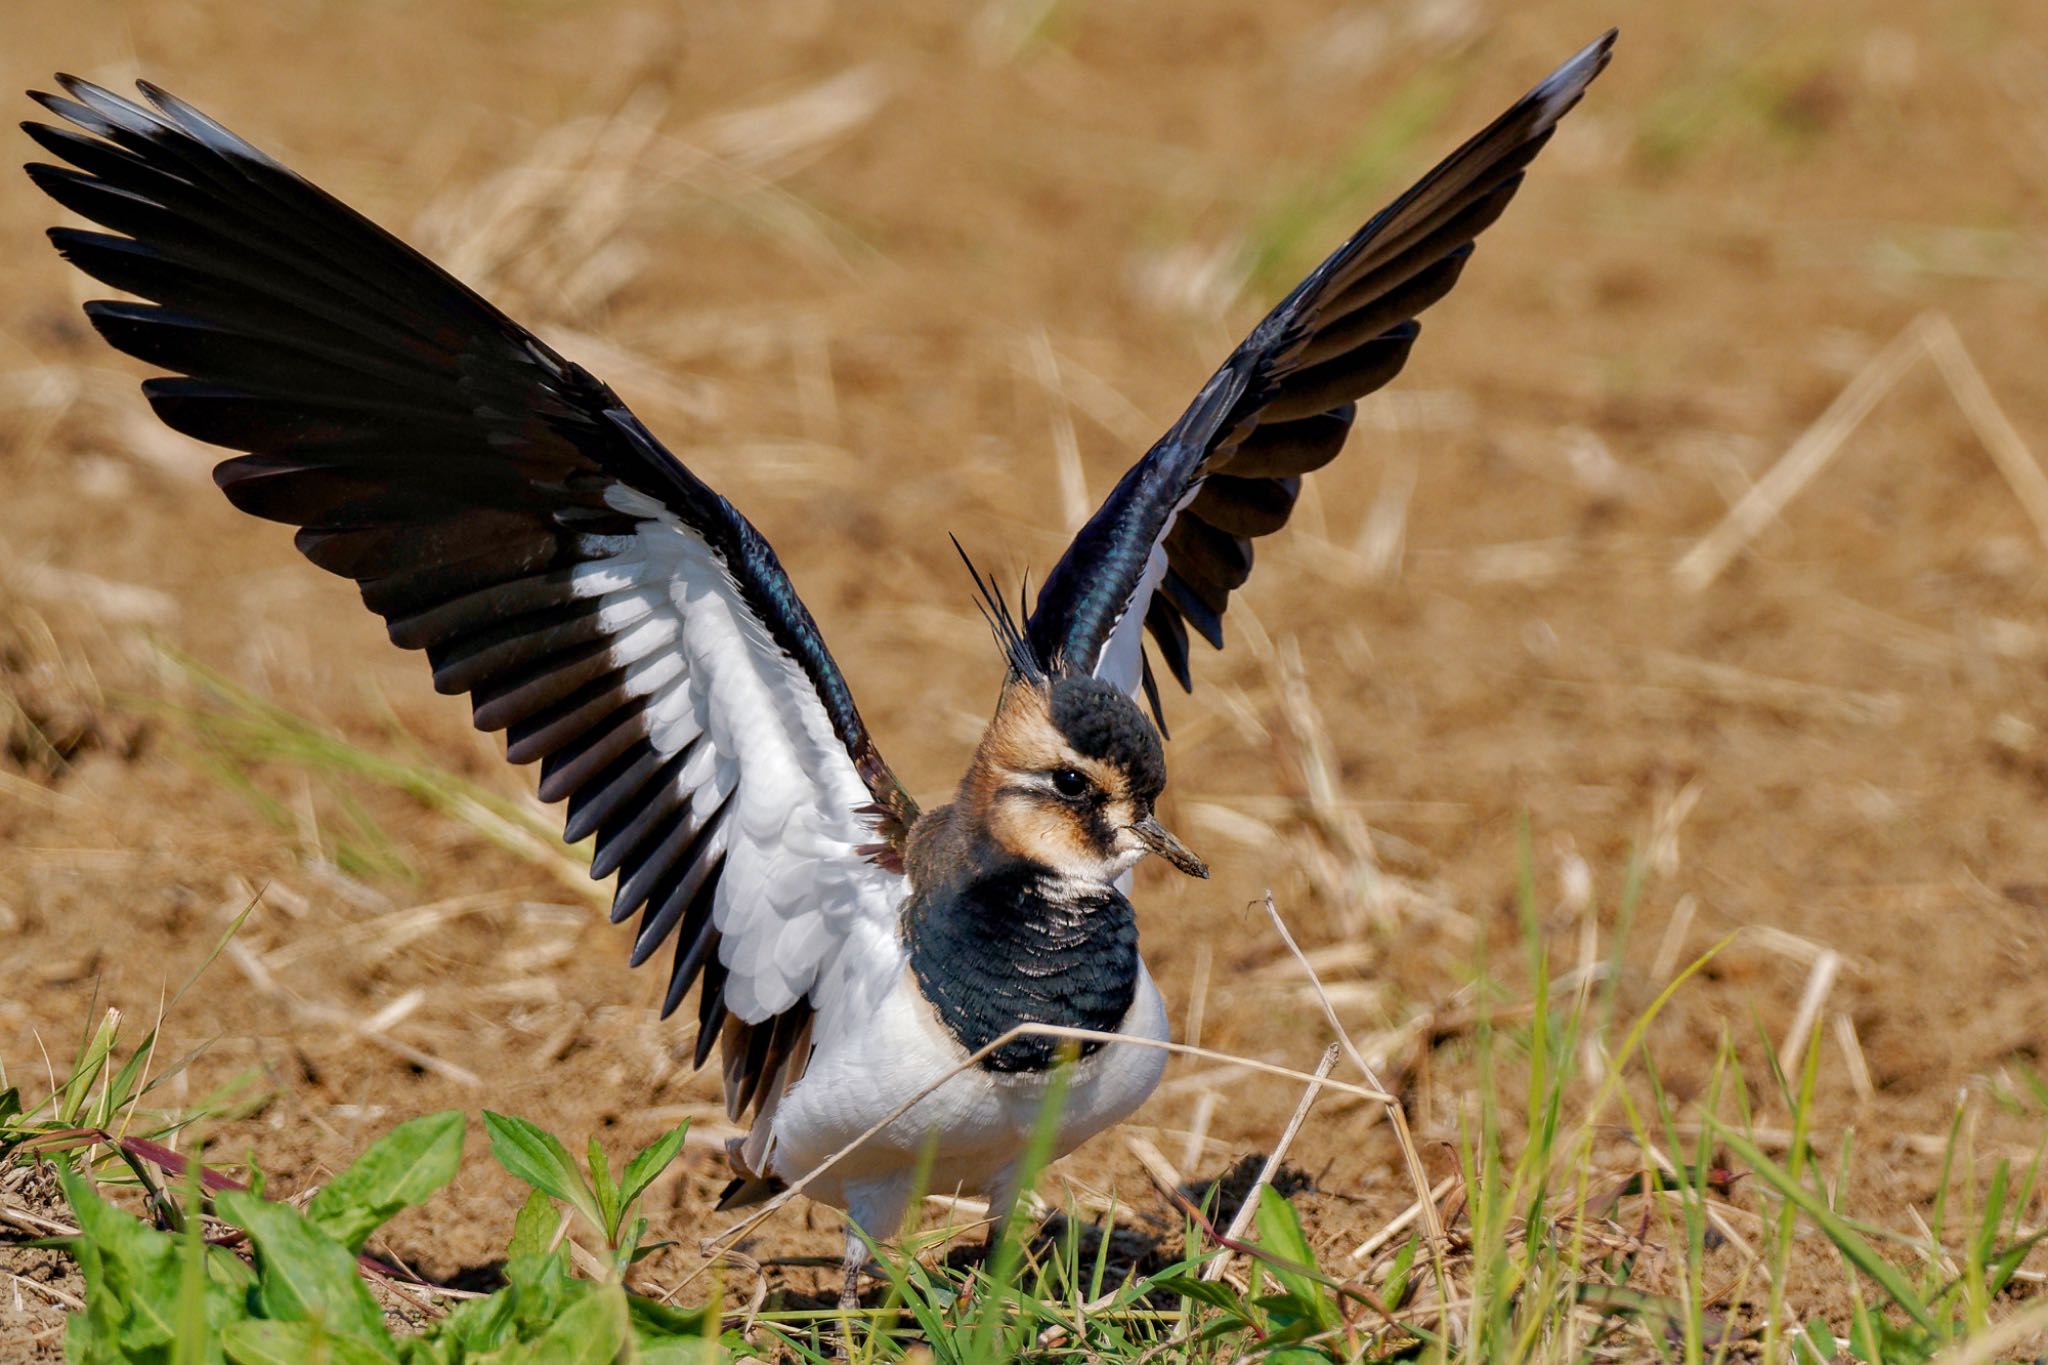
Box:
5 0 2048 1354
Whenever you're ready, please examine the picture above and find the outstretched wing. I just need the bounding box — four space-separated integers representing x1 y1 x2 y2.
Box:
1026 32 1614 720
23 75 918 1119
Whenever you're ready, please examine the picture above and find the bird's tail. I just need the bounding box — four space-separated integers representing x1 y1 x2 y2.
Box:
716 1136 788 1210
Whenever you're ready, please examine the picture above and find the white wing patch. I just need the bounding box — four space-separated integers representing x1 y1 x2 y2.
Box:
1090 480 1204 699
585 485 905 1029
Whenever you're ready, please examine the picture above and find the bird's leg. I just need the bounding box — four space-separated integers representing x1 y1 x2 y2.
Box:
835 1170 914 1355
838 1223 867 1312
832 1224 868 1363
978 1161 1026 1266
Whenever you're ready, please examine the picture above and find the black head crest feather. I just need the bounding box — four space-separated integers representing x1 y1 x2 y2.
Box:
951 534 1051 682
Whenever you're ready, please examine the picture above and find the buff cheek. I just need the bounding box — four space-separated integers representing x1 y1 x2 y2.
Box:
988 795 1095 868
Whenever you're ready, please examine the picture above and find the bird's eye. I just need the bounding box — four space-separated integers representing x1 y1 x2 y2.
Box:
1050 767 1090 800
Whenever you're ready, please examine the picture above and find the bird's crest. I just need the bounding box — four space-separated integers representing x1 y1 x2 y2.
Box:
951 534 1053 682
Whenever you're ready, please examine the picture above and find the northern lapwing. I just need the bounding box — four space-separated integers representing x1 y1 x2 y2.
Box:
23 31 1612 1304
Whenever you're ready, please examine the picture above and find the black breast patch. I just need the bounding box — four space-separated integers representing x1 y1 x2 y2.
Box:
904 862 1140 1073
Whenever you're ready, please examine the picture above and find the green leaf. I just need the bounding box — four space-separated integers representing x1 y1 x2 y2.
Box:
1383 1233 1419 1309
1263 1348 1336 1365
626 1292 716 1341
611 1216 648 1277
208 1244 259 1294
1150 1273 1252 1319
224 1320 397 1365
507 1188 565 1263
62 1165 190 1355
587 1136 622 1239
173 1160 211 1365
631 1286 723 1365
59 1166 240 1363
214 1189 394 1353
59 1200 127 1362
502 1249 577 1301
529 1281 629 1363
307 1110 465 1254
483 1111 602 1231
628 1236 678 1267
1798 1317 1838 1364
1252 1187 1314 1271
637 1344 723 1365
1252 1186 1340 1333
619 1120 690 1211
419 1279 521 1355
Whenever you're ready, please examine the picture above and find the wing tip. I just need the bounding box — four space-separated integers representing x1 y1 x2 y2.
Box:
53 73 152 127
29 72 268 171
1528 29 1619 126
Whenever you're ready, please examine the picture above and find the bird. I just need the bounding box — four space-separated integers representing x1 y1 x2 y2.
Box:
22 31 1612 1305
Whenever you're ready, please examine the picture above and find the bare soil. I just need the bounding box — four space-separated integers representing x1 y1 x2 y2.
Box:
4 0 2048 1354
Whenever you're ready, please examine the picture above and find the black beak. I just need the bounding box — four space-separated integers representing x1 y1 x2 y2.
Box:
1131 814 1208 879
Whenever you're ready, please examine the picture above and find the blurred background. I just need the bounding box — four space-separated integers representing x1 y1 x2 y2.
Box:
4 0 2047 1325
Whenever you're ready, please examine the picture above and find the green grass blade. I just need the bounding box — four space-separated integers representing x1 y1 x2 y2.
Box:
59 1009 122 1125
1711 1123 1936 1333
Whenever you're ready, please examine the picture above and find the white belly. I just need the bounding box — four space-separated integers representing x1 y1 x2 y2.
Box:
767 959 1169 1207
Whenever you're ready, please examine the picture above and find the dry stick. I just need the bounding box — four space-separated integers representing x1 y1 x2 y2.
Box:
701 1023 1390 1253
1832 1011 1876 1103
1774 948 1841 1082
1124 1134 1185 1200
1258 894 1449 1291
1350 1175 1461 1262
1921 313 2048 550
1180 1089 1219 1172
0 1202 75 1237
1647 893 1698 986
1906 1204 1962 1281
1201 1043 1340 1283
1674 313 1935 592
7 1271 83 1312
1183 942 1213 1053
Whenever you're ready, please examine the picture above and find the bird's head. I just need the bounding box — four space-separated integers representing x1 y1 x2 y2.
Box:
965 672 1208 884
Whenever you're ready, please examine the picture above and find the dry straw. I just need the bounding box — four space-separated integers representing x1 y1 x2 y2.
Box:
1676 311 2048 591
